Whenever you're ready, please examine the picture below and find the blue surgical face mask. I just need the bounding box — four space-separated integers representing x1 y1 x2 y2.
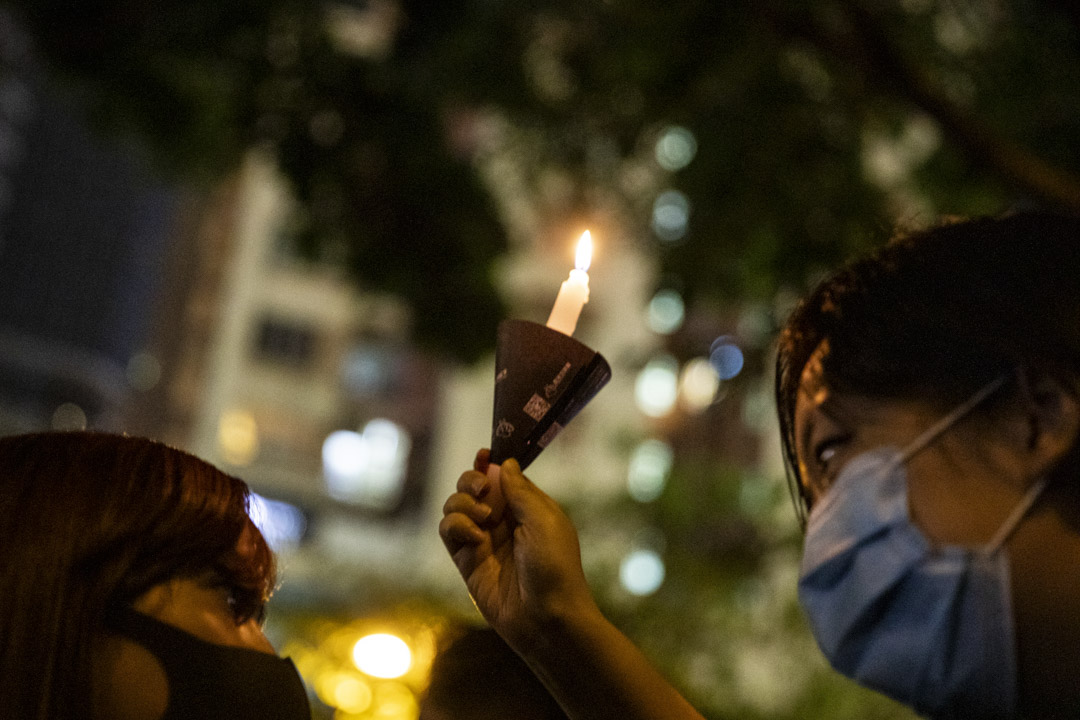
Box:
797 376 1049 719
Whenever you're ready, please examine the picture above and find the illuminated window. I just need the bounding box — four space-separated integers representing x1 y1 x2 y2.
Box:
323 419 411 511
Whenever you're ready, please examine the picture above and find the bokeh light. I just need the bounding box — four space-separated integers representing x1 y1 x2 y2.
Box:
620 548 666 596
332 674 372 714
634 355 679 417
651 189 690 243
627 439 674 502
218 409 259 466
654 125 697 171
679 356 720 412
248 493 307 551
368 681 418 720
323 419 411 509
363 419 409 482
51 402 87 431
709 336 745 380
290 617 440 720
316 671 373 715
352 633 413 679
323 428 368 483
646 288 685 334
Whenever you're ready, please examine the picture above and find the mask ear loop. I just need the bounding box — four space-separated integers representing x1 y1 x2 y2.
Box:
982 363 1072 553
897 374 1011 466
985 474 1051 554
890 372 1049 554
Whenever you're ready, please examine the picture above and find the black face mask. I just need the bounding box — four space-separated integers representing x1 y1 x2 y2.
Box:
106 606 311 720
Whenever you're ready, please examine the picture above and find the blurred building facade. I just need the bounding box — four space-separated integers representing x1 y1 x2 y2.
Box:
0 55 756 602
0 0 752 611
180 154 450 603
0 21 180 436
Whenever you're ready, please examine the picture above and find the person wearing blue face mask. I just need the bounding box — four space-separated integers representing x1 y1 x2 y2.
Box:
0 431 312 720
776 211 1080 719
441 211 1080 720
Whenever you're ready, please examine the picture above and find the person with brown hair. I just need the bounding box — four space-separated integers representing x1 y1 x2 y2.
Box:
441 212 1080 719
0 431 311 719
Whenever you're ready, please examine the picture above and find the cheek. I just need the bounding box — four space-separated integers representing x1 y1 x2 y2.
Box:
904 451 1029 545
905 459 960 540
235 619 277 655
92 636 168 720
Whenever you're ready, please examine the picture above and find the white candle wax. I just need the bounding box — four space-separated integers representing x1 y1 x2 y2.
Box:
546 232 592 336
546 269 589 336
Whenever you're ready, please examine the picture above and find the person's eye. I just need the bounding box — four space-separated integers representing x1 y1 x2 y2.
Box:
222 584 267 626
813 435 850 477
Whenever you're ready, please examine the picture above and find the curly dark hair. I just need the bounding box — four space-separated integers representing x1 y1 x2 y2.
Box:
775 211 1080 522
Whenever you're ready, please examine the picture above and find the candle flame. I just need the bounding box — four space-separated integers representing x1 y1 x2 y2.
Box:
575 231 592 273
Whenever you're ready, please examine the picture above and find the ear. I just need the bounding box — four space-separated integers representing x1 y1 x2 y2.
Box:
1020 371 1080 479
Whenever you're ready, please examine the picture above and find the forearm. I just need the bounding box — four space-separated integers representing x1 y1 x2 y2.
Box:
443 457 703 720
517 602 706 720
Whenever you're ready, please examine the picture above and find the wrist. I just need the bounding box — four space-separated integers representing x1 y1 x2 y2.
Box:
514 591 607 664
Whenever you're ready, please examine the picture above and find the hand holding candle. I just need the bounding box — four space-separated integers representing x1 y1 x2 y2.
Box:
546 231 592 336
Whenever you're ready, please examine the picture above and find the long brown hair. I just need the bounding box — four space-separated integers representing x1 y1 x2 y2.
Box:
0 432 275 720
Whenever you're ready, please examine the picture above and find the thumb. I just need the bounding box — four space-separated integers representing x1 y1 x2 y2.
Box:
500 458 545 515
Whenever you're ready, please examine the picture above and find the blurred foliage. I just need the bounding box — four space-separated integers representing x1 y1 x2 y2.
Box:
569 447 921 719
8 0 1080 361
7 0 508 362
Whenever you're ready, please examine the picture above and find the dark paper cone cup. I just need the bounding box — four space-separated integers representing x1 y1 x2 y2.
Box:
489 319 612 470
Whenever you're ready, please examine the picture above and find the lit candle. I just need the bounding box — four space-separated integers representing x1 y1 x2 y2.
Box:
546 231 592 336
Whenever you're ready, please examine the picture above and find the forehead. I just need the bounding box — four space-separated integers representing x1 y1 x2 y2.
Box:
792 340 955 465
791 342 904 459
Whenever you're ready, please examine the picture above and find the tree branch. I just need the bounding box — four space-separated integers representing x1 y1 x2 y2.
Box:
771 0 1080 212
842 2 1080 212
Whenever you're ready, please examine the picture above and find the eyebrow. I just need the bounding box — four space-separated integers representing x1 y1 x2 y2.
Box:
795 391 848 471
